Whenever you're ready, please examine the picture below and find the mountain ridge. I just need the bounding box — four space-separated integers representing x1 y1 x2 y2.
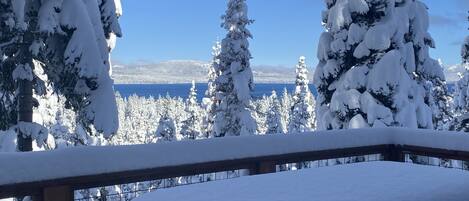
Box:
112 60 464 84
112 60 313 84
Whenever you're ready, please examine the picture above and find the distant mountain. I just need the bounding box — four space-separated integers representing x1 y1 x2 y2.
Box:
112 60 465 85
112 60 314 84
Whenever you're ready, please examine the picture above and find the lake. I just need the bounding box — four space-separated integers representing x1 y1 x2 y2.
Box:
115 83 455 101
115 84 318 100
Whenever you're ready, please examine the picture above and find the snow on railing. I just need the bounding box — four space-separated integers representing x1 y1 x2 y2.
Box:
1 128 469 201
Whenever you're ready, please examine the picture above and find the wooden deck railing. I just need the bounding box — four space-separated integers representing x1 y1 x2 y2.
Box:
1 128 469 201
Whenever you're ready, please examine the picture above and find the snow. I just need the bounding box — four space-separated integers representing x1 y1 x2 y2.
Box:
360 92 393 125
330 89 360 117
317 32 333 61
61 0 106 79
349 114 368 128
1 128 469 186
16 122 49 148
347 23 366 45
403 43 416 74
366 50 403 96
0 130 16 153
342 65 367 90
232 63 252 105
364 25 392 51
326 1 351 33
11 0 26 30
114 0 123 16
38 0 63 34
12 63 33 81
348 0 369 14
85 75 119 137
135 161 469 201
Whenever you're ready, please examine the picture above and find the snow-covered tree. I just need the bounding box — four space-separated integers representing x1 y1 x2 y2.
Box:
253 95 269 134
39 0 119 138
314 0 444 130
266 91 283 134
156 108 178 142
213 0 256 137
452 35 469 131
202 41 221 138
0 1 19 131
428 78 453 131
279 88 291 133
289 56 315 133
181 81 203 140
0 0 122 152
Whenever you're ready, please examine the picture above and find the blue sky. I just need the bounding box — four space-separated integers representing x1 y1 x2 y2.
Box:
112 0 468 67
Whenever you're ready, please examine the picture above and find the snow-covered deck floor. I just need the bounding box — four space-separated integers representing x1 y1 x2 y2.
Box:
135 162 469 201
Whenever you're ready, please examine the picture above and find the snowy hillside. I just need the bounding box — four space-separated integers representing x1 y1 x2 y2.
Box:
112 60 313 84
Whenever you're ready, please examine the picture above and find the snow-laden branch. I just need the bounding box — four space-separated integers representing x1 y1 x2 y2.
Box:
0 37 16 48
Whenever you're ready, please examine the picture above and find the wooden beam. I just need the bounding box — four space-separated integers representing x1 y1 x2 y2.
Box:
2 144 469 199
383 145 405 162
249 161 276 175
41 186 73 201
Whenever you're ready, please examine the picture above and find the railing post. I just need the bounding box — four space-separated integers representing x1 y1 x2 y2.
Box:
249 161 276 175
37 186 73 201
383 145 405 162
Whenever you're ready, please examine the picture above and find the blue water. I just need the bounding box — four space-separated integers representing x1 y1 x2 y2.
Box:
115 84 318 100
115 83 456 101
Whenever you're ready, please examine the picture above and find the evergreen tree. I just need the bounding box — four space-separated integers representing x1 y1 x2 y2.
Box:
452 17 469 132
0 0 121 152
39 0 119 138
289 56 315 133
428 78 453 131
213 0 256 137
181 81 203 140
0 0 19 131
202 41 221 138
280 88 291 133
266 91 283 134
253 95 269 134
314 0 444 130
156 108 178 142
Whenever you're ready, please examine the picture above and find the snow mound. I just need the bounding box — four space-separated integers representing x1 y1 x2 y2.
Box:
135 161 469 201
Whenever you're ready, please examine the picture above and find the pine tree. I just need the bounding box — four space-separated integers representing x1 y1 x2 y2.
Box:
253 95 269 134
37 0 120 140
213 0 256 137
181 81 203 140
0 1 121 152
280 88 291 133
0 1 19 131
428 78 453 131
156 108 178 142
266 91 283 134
314 0 444 130
452 16 469 132
202 41 221 138
289 56 315 133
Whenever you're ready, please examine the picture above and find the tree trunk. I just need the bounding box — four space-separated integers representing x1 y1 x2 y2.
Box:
16 26 36 152
17 79 33 152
